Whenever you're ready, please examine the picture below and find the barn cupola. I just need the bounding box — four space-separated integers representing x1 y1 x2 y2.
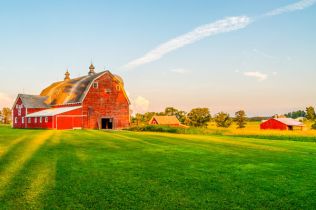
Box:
88 63 96 75
64 69 70 81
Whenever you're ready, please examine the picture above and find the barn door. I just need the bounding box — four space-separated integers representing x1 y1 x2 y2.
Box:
101 118 113 129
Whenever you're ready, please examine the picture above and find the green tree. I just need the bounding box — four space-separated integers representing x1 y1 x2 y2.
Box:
164 107 178 116
164 107 187 124
144 112 157 123
134 113 145 126
187 108 211 127
284 110 306 119
1 108 12 124
234 110 247 129
306 106 316 121
214 112 233 128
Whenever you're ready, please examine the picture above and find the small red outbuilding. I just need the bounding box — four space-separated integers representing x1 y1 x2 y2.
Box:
260 118 304 131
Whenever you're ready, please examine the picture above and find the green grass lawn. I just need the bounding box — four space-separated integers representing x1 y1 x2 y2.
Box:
1 125 316 209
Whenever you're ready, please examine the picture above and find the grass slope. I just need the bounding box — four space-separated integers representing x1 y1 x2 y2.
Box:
0 125 316 209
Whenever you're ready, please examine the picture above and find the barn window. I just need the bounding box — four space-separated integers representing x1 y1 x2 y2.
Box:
105 89 111 94
45 117 48 123
34 117 37 123
93 82 98 88
14 117 17 124
116 85 121 91
22 117 24 124
40 117 42 123
28 118 31 123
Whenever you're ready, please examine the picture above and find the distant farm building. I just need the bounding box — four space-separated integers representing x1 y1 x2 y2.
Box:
12 64 130 130
260 118 304 130
149 116 183 127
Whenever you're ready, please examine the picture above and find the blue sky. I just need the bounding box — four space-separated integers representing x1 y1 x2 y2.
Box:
0 0 315 116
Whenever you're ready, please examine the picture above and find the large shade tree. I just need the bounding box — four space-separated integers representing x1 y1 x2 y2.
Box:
187 108 211 127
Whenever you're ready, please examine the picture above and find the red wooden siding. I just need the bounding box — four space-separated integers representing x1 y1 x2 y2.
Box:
26 116 53 129
52 108 83 129
82 73 130 129
260 119 288 130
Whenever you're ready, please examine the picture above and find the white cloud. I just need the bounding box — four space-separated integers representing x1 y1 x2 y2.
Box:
170 68 190 74
243 72 268 81
131 96 150 114
124 16 251 69
265 0 316 16
0 92 13 109
272 72 278 76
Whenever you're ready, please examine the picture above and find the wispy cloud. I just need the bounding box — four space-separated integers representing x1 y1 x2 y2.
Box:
265 0 316 16
124 16 251 69
243 72 268 81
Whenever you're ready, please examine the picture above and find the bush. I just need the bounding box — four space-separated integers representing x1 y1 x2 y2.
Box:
125 125 211 135
311 123 316 130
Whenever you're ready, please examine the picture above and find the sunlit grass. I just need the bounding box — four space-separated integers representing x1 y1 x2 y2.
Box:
0 125 316 209
0 130 54 195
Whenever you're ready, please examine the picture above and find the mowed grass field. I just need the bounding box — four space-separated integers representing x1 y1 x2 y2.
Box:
1 125 316 209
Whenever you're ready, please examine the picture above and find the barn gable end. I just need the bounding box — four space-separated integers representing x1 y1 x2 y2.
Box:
82 71 130 129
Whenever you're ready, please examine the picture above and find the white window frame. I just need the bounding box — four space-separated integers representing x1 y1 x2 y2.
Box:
45 117 48 123
15 117 17 124
22 117 24 124
34 117 37 123
93 82 98 88
40 117 42 123
28 117 31 123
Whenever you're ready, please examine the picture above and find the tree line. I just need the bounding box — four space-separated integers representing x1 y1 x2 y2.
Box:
132 106 316 130
131 107 248 129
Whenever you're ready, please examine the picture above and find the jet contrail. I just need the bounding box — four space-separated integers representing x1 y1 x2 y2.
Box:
265 0 316 16
124 0 316 70
124 16 251 69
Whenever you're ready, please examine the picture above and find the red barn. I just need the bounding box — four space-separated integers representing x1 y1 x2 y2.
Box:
260 118 304 131
12 64 130 130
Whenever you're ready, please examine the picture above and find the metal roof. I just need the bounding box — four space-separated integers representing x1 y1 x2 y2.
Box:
26 106 82 117
40 71 107 105
274 118 304 126
150 116 180 125
18 94 50 108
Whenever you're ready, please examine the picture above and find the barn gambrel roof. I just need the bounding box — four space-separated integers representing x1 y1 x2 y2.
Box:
40 70 130 105
40 71 107 105
13 69 129 109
